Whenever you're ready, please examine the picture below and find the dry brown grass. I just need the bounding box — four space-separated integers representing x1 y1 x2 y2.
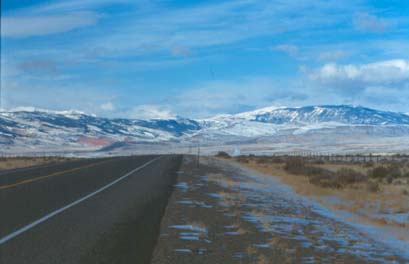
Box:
236 227 248 235
0 156 74 171
245 245 257 256
230 155 409 240
257 255 270 264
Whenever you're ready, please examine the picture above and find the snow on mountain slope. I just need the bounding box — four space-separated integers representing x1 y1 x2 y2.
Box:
235 105 283 120
1 105 409 152
199 105 409 138
234 105 409 125
0 109 201 150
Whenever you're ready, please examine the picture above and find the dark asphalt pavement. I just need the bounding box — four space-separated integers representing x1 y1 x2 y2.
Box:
0 155 182 264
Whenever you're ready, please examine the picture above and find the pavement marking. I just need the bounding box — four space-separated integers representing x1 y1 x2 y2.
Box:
0 156 162 245
0 159 115 191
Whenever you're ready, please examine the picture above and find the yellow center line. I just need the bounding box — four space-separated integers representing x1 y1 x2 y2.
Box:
0 159 115 191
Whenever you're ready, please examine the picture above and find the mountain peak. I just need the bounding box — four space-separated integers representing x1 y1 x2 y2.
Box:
235 105 285 119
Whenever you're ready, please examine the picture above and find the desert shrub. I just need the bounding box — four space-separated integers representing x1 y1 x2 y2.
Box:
284 158 306 174
369 164 404 180
308 168 366 189
215 151 231 159
386 176 393 184
236 156 249 163
394 179 402 185
370 166 389 179
388 164 402 178
309 172 341 189
335 168 367 186
303 166 328 177
268 156 284 163
256 156 271 164
284 157 379 189
366 181 380 193
285 158 339 187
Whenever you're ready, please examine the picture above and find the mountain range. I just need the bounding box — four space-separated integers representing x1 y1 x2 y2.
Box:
1 105 409 154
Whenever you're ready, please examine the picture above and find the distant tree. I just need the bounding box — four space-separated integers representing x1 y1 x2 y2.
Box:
215 151 231 159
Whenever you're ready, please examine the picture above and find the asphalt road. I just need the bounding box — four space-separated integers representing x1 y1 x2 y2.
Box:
0 155 182 264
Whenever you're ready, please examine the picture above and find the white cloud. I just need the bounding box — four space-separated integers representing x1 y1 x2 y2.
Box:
354 13 389 33
100 102 115 111
3 0 409 116
132 105 175 119
309 59 409 85
318 50 347 61
1 12 99 38
94 0 362 57
303 59 409 111
273 44 299 57
2 80 115 115
34 0 134 13
162 77 310 118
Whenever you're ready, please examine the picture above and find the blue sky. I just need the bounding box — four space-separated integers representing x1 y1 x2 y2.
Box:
1 0 409 118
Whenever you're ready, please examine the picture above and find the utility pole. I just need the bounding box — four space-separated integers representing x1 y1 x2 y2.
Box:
0 51 3 110
0 76 2 110
0 55 1 110
196 142 200 168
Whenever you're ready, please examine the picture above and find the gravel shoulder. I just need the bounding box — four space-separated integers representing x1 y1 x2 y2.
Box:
151 156 409 263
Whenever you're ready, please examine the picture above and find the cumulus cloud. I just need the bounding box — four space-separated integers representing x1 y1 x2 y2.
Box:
1 12 99 38
132 105 175 119
304 59 409 109
309 59 409 85
354 13 389 33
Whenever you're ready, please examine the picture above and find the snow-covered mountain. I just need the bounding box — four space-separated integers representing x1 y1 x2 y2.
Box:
0 108 201 151
1 105 409 153
197 105 409 140
239 105 409 125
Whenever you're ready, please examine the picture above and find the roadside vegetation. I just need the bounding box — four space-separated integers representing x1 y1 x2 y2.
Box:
215 151 231 159
216 153 409 230
0 156 75 171
283 158 376 191
221 154 409 193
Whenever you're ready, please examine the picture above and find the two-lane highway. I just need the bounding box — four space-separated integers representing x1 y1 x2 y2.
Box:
0 155 182 264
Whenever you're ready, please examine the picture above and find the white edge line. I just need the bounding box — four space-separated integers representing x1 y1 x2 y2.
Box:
0 156 162 245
